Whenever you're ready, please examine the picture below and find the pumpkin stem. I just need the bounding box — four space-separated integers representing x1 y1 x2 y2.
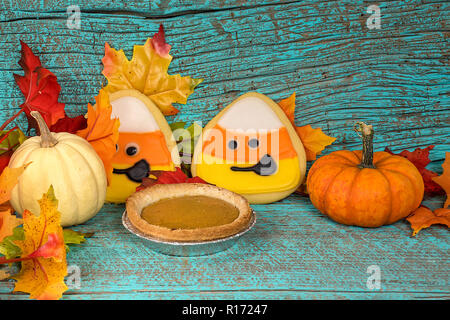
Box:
30 111 58 148
354 122 375 169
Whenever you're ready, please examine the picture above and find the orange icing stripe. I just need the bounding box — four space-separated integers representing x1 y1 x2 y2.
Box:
113 131 173 166
202 124 297 163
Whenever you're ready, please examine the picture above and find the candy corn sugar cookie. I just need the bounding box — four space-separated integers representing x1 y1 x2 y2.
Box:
192 92 306 204
107 89 180 203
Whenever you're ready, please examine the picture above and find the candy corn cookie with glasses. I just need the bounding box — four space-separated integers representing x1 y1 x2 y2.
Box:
192 92 306 204
106 89 180 203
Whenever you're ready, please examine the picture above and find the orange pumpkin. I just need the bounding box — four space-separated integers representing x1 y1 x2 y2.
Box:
307 122 424 227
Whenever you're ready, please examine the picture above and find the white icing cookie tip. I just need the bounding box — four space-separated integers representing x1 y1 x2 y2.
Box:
217 96 284 130
111 96 160 133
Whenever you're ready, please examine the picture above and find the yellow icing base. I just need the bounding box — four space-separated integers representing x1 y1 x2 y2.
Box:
106 163 174 203
195 153 301 197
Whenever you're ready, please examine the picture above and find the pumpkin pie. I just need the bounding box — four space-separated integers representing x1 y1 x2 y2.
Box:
125 183 254 242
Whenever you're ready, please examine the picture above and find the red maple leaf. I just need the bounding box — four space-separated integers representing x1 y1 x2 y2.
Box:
8 41 65 133
50 115 87 134
151 24 171 57
0 151 13 174
385 146 444 195
136 167 209 192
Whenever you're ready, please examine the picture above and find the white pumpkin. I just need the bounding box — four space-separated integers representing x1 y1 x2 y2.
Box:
9 111 107 227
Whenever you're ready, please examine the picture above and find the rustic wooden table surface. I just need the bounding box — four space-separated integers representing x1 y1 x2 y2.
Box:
0 0 449 299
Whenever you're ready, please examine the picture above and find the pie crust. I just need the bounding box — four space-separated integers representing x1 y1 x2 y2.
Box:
126 183 253 242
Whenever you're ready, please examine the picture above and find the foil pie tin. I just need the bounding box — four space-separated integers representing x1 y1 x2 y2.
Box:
122 210 256 257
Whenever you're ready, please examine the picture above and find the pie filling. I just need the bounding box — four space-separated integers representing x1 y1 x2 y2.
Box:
141 195 240 230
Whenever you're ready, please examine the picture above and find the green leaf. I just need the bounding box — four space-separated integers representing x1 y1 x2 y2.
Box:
171 122 202 155
0 227 94 258
0 128 26 155
63 229 94 245
185 122 202 156
0 226 24 259
169 121 186 132
169 121 202 177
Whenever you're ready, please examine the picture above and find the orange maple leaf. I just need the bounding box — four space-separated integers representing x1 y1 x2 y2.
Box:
11 186 68 300
0 165 28 241
278 92 336 161
0 165 28 204
432 152 450 208
101 24 202 115
0 210 22 242
406 206 450 236
295 125 337 161
277 92 296 124
76 89 120 184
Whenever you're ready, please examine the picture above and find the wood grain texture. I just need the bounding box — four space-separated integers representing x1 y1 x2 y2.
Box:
1 198 449 300
0 0 449 299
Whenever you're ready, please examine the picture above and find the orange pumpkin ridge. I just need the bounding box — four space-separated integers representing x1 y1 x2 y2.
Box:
307 122 424 228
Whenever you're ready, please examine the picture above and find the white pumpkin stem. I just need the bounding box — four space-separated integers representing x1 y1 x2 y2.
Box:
354 121 375 169
30 111 58 148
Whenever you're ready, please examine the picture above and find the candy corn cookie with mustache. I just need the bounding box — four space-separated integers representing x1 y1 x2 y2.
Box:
192 92 306 204
106 89 180 203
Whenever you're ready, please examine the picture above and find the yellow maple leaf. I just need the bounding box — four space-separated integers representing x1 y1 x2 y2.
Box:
0 165 28 241
12 186 68 300
277 92 336 161
432 152 450 208
102 25 202 116
77 89 120 184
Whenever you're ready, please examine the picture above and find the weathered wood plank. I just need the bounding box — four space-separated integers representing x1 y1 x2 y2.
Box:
1 198 449 300
0 1 448 171
0 0 448 299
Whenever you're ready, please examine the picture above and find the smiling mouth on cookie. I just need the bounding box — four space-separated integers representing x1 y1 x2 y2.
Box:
230 154 278 176
113 159 150 183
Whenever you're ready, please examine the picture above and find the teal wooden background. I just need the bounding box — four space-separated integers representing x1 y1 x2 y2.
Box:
0 0 449 299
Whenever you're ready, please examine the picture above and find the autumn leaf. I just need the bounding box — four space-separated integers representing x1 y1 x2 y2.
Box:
295 125 337 161
9 186 68 300
169 121 187 131
102 24 203 115
0 226 24 259
278 93 296 124
0 128 27 174
0 210 22 242
0 164 28 206
385 146 444 195
0 164 28 242
136 167 209 192
0 127 26 156
76 89 120 184
432 152 450 208
11 41 65 133
170 121 202 173
50 115 87 134
406 206 450 236
0 152 12 175
151 24 172 57
63 229 94 252
294 181 309 197
0 226 93 259
278 93 336 161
